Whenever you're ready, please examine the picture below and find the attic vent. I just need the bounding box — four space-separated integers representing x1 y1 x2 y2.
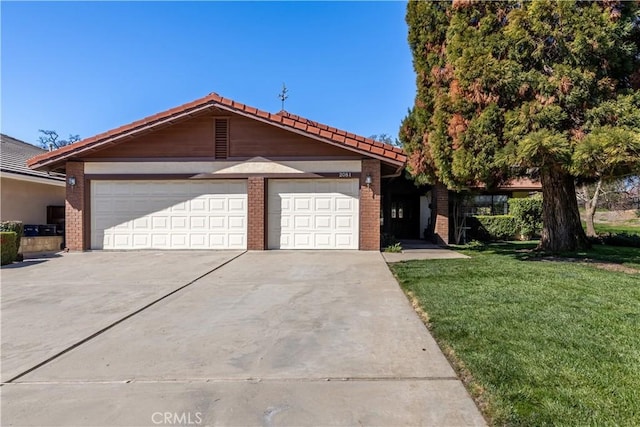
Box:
214 118 229 159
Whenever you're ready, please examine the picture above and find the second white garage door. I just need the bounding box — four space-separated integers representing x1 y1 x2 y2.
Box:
268 179 359 249
91 180 247 250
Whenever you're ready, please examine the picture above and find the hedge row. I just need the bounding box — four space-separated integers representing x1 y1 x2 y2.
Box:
468 215 519 241
508 195 543 238
1 232 17 265
0 221 23 254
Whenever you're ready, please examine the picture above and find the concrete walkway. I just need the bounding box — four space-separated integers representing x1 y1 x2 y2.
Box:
2 251 484 426
383 240 470 262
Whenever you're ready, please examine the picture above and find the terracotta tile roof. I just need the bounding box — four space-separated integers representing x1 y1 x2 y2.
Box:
28 92 407 170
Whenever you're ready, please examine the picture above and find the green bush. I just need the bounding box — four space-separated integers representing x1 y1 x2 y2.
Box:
384 242 403 253
508 195 543 238
381 233 399 248
0 221 23 254
1 232 17 265
473 215 519 241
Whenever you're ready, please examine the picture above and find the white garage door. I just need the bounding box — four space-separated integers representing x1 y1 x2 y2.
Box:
268 179 359 249
91 180 247 250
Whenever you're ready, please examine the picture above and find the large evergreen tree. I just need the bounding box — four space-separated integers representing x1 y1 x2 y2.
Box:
401 0 640 252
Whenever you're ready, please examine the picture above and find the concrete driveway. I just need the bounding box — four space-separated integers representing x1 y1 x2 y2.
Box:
2 251 485 426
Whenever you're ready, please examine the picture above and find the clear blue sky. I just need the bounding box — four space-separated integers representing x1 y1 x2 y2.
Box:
1 1 415 146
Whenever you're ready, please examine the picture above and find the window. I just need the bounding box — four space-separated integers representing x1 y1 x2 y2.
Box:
466 194 509 215
214 118 229 159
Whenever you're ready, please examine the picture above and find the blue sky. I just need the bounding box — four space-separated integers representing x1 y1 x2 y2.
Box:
1 1 415 146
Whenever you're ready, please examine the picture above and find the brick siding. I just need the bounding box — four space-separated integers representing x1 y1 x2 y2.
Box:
434 183 449 245
65 161 86 251
359 159 381 250
247 176 266 250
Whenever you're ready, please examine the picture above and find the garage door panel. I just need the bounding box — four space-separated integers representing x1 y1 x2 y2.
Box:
190 216 207 229
190 199 207 211
294 216 312 229
268 179 359 250
91 180 247 250
228 234 245 247
228 216 245 229
170 202 189 213
335 198 354 211
132 217 150 229
315 234 331 247
228 198 245 212
335 215 354 229
335 234 353 247
314 198 332 211
294 198 312 211
209 216 225 228
315 215 332 229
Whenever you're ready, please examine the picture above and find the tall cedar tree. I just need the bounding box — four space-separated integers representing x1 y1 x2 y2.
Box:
401 0 640 252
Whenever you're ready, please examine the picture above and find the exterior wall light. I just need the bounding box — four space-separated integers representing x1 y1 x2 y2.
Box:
68 176 76 186
365 174 372 188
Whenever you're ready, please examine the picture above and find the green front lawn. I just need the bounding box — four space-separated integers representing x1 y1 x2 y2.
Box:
592 222 640 236
390 243 640 426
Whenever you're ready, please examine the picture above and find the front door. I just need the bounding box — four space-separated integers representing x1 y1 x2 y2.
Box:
389 196 420 239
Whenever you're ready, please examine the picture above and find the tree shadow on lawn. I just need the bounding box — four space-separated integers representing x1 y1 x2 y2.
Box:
452 241 640 272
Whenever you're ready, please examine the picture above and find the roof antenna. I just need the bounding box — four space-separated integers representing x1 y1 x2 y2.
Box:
278 83 289 111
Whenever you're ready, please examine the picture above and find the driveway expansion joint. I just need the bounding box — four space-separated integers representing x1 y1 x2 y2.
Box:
2 251 247 385
5 376 461 385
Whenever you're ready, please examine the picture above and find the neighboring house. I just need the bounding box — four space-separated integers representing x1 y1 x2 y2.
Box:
28 93 406 251
1 134 65 224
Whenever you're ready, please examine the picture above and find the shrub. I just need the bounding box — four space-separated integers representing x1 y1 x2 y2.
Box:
384 242 403 253
381 233 399 248
0 221 23 254
1 232 17 265
472 215 519 241
508 195 543 239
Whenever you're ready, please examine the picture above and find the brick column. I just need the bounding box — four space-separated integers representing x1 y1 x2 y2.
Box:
359 159 381 250
247 177 266 250
434 182 449 245
65 161 86 251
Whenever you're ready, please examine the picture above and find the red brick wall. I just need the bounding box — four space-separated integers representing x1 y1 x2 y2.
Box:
434 183 449 245
65 161 86 251
247 177 266 250
359 159 381 250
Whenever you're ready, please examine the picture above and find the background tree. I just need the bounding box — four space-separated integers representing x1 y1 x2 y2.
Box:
572 93 640 236
401 0 640 252
369 133 401 147
38 129 80 150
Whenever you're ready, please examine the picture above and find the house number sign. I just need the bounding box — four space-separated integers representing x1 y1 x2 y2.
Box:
338 172 352 178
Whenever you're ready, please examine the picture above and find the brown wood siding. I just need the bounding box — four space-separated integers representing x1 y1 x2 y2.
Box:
230 115 356 158
82 112 359 160
84 116 215 159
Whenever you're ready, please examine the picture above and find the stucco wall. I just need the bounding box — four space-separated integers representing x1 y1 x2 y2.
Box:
1 177 65 224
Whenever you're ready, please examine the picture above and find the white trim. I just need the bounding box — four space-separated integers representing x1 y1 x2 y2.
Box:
0 171 66 187
84 159 362 175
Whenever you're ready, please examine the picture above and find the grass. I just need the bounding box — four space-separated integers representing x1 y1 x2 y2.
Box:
390 243 640 426
592 222 640 236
